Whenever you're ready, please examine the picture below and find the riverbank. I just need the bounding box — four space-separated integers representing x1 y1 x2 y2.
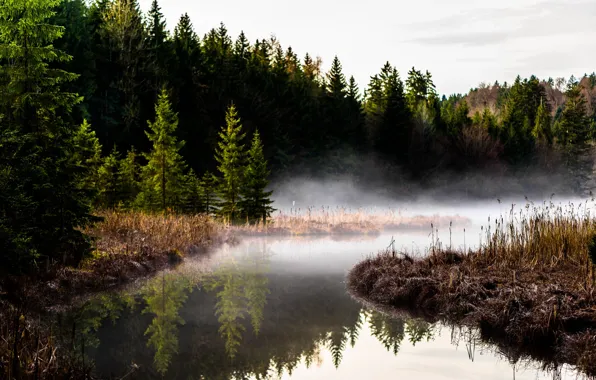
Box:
347 202 596 377
0 210 229 379
1 211 228 312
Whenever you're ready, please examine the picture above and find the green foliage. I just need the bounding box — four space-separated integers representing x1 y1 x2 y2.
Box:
0 0 97 272
215 104 246 222
137 88 187 211
555 79 591 147
117 147 140 208
72 120 103 197
97 146 119 208
365 63 411 161
142 273 192 376
200 171 219 215
533 99 553 145
240 130 275 223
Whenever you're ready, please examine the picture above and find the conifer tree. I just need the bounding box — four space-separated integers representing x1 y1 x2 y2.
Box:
97 146 120 208
241 130 275 223
533 99 553 145
146 0 171 96
101 0 148 148
137 88 187 211
72 120 104 196
326 56 347 99
215 104 246 222
0 0 97 271
182 169 202 213
200 171 219 215
555 80 590 147
117 147 140 208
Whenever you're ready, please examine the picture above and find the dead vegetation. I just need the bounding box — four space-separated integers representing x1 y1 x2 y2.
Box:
348 201 596 377
233 206 470 236
0 210 226 379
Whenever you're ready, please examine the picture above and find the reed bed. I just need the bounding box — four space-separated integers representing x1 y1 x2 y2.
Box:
348 200 596 377
235 206 470 236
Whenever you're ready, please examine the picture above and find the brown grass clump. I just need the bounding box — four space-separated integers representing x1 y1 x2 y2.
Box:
234 206 470 236
3 211 224 312
348 201 596 377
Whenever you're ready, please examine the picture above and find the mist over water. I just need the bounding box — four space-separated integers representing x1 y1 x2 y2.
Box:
73 234 585 379
59 166 596 379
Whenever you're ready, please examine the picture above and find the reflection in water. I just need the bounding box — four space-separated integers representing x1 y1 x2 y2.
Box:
141 273 192 375
55 237 584 379
204 252 271 359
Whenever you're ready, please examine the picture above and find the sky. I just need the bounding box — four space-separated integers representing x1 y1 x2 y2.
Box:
138 0 596 96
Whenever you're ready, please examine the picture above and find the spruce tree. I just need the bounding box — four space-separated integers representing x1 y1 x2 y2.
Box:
137 88 187 211
0 0 97 271
72 120 104 196
241 130 275 223
97 146 120 208
200 171 219 215
182 169 202 213
533 99 553 145
146 0 171 96
117 147 140 208
215 104 246 223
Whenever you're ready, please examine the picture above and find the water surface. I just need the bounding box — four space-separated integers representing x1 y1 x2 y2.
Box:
62 226 585 379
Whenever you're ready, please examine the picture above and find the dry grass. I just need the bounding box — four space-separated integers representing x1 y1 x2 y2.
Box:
233 206 470 236
87 210 222 259
348 201 596 377
0 210 225 379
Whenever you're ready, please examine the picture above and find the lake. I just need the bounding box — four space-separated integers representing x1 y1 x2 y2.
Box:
59 207 587 380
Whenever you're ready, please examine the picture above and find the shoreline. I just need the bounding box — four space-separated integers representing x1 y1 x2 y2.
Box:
347 249 596 377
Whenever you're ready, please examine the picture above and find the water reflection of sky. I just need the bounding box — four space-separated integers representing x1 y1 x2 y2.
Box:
70 199 595 379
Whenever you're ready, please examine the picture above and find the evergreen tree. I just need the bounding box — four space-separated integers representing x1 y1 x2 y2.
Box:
52 0 96 122
0 0 97 272
533 99 553 145
100 0 149 150
72 120 103 200
146 0 171 96
97 146 120 208
346 76 365 148
555 80 591 147
365 63 411 162
241 130 275 223
182 169 202 213
326 56 347 99
200 171 219 215
137 88 187 211
215 104 246 222
117 147 140 208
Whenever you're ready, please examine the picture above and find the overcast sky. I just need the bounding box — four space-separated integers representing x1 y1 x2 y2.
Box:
138 0 596 96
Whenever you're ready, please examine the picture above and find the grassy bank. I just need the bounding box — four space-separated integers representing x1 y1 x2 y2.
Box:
347 201 596 376
0 210 225 379
8 211 225 310
233 207 470 236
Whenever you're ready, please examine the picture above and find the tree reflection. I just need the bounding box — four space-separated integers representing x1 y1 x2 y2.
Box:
141 272 192 375
204 248 271 360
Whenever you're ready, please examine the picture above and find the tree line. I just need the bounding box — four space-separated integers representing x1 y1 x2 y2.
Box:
45 0 596 176
1 0 596 274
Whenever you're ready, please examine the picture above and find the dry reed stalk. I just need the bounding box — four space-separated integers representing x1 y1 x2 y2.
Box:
234 206 470 236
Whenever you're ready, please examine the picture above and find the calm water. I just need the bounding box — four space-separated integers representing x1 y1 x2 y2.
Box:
59 226 585 380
